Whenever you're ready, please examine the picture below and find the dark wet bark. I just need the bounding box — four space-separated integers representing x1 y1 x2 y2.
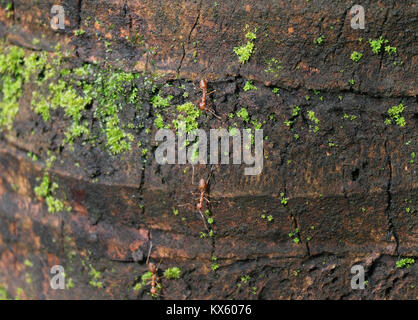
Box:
0 0 416 299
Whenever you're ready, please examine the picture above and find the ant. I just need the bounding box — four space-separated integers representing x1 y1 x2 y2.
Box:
177 178 211 230
177 166 217 231
196 178 211 231
199 79 222 120
196 178 209 212
145 242 161 297
148 262 159 296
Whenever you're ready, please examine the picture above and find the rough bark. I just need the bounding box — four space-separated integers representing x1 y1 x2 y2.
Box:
0 0 416 299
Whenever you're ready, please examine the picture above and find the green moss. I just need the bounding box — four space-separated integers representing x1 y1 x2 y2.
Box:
88 264 103 288
264 57 282 76
280 193 288 206
31 92 50 121
66 278 74 289
23 52 47 82
64 121 90 146
314 35 325 45
34 154 69 214
151 92 172 109
141 148 148 157
234 25 257 64
245 29 257 41
34 174 55 198
234 42 254 64
15 288 24 300
27 151 38 161
91 69 140 155
343 114 357 121
141 271 153 283
229 126 238 136
0 76 22 129
350 51 363 62
29 57 92 150
133 271 155 292
5 2 13 19
0 46 25 76
410 152 415 164
34 61 137 156
24 259 33 268
74 29 86 36
292 106 300 117
307 111 319 123
288 228 300 244
251 119 262 130
0 46 25 130
45 195 65 213
105 114 134 155
172 102 202 133
53 81 90 121
307 110 320 133
0 284 9 300
243 80 257 92
154 113 165 129
385 102 405 127
164 267 181 279
211 263 219 271
396 258 415 269
133 282 143 291
385 46 397 55
236 107 250 123
284 106 300 128
369 36 387 54
34 173 66 213
1 43 160 157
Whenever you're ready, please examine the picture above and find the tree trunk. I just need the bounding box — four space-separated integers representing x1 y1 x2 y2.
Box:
0 0 416 299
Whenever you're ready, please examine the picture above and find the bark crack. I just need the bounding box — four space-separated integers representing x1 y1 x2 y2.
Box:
384 139 399 255
281 139 310 257
77 0 83 29
177 0 202 75
378 8 391 74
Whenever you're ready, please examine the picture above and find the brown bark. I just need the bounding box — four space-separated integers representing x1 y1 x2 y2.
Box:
0 0 416 299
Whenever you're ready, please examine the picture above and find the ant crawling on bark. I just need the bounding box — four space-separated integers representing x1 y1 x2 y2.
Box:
145 242 162 297
178 177 211 231
179 166 217 230
196 178 209 212
198 79 222 120
148 262 159 296
195 177 211 231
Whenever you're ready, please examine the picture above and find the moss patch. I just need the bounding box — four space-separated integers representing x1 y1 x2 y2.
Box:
234 25 257 64
0 45 25 130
